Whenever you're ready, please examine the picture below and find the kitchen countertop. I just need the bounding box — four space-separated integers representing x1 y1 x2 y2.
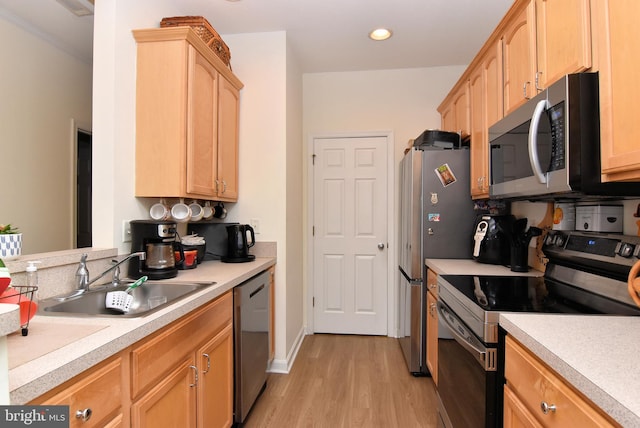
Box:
501 313 640 427
425 258 543 276
6 257 275 404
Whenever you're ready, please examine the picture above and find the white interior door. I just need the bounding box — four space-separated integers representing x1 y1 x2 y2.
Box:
312 136 388 335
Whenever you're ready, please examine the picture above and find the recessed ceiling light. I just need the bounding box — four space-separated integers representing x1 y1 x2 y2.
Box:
369 28 392 41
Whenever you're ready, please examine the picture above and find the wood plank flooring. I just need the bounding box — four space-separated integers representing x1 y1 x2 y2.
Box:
243 334 439 427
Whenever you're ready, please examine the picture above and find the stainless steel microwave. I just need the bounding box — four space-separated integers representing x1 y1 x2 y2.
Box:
489 72 640 200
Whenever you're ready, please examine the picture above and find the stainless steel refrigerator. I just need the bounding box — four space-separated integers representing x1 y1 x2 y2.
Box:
398 143 475 375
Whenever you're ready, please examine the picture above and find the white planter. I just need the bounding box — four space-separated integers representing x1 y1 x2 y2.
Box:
0 234 22 260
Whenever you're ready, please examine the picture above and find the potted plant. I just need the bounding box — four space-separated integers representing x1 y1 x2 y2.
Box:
0 224 22 260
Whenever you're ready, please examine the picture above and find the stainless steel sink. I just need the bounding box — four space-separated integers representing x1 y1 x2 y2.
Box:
38 280 214 318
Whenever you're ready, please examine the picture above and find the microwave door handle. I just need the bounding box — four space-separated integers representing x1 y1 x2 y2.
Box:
528 99 550 184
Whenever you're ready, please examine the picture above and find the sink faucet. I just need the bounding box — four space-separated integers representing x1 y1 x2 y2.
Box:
76 252 146 291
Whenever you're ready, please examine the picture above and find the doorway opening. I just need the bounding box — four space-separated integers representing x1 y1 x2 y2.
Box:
76 128 92 248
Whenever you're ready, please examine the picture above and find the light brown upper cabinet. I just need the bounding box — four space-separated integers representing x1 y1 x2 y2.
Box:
438 81 470 139
503 0 592 115
469 39 503 199
535 0 592 89
133 28 243 202
502 0 537 115
594 0 640 181
439 0 599 197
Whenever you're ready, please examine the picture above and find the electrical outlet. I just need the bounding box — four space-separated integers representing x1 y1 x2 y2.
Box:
122 220 132 243
250 218 260 234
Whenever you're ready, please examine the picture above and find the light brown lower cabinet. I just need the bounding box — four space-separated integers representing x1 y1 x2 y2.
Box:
504 336 618 428
34 353 128 428
426 268 438 384
32 290 234 428
426 290 438 385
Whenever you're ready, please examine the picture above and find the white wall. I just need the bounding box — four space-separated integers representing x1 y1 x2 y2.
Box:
302 66 466 334
0 16 92 254
94 1 301 363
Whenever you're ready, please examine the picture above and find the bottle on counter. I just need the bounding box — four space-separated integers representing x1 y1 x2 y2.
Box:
26 260 41 303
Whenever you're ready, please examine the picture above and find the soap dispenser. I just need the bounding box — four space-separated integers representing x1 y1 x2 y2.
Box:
26 261 41 301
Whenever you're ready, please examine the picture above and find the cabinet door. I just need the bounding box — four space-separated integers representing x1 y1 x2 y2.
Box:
426 291 438 386
217 75 240 201
186 46 219 197
469 39 502 199
440 104 455 133
131 358 197 428
503 0 537 114
535 0 592 89
37 355 124 428
198 323 234 428
469 66 488 199
453 83 470 138
503 384 543 428
505 337 617 427
595 0 640 181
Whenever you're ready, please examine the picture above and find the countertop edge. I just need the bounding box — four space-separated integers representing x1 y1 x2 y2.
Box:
9 257 275 404
500 314 640 427
425 258 543 277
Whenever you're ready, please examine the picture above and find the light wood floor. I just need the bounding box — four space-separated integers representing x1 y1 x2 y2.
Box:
243 334 439 427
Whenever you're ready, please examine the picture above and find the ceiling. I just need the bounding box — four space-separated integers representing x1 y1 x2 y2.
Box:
0 0 514 73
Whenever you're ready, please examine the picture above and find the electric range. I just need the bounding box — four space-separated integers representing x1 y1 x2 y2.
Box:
435 230 640 428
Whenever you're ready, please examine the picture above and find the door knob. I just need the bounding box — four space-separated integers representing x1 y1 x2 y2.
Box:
378 243 385 250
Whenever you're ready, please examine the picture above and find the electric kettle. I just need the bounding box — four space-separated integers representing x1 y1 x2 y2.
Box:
222 224 256 263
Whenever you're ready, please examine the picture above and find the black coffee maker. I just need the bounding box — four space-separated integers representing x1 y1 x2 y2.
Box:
222 224 256 263
129 220 181 279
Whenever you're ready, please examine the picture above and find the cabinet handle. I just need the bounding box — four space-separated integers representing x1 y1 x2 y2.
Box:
540 401 557 414
428 283 437 291
75 408 92 422
215 179 220 193
222 180 227 193
523 81 531 100
189 364 198 387
535 71 543 92
202 353 211 374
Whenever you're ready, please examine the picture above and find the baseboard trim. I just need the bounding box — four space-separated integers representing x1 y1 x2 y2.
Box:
267 326 305 374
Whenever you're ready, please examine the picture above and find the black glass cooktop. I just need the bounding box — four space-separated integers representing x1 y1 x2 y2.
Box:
439 275 640 316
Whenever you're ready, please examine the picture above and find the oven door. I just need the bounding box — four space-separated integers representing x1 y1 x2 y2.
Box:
436 299 498 428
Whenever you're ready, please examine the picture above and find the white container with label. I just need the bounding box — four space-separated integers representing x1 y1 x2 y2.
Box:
575 205 623 233
552 202 576 231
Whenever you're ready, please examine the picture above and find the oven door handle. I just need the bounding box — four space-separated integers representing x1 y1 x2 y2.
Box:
436 300 497 372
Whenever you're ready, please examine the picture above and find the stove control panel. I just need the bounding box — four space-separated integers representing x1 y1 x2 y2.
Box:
543 230 640 267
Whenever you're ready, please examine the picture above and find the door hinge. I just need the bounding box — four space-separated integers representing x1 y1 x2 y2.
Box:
313 297 315 307
312 154 316 165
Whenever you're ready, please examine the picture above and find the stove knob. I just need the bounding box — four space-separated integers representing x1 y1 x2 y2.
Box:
544 234 556 246
555 233 567 247
619 243 636 258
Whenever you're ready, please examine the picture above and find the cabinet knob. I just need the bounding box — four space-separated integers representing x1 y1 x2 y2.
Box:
75 408 92 422
540 401 557 414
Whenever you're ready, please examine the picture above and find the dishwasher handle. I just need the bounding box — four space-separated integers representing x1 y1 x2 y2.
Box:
249 284 265 299
436 300 497 372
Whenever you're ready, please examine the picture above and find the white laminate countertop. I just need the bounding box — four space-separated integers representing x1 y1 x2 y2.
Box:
425 258 543 277
500 313 640 427
6 257 275 404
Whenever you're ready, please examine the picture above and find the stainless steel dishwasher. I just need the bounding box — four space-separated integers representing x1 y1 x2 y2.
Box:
233 270 270 424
